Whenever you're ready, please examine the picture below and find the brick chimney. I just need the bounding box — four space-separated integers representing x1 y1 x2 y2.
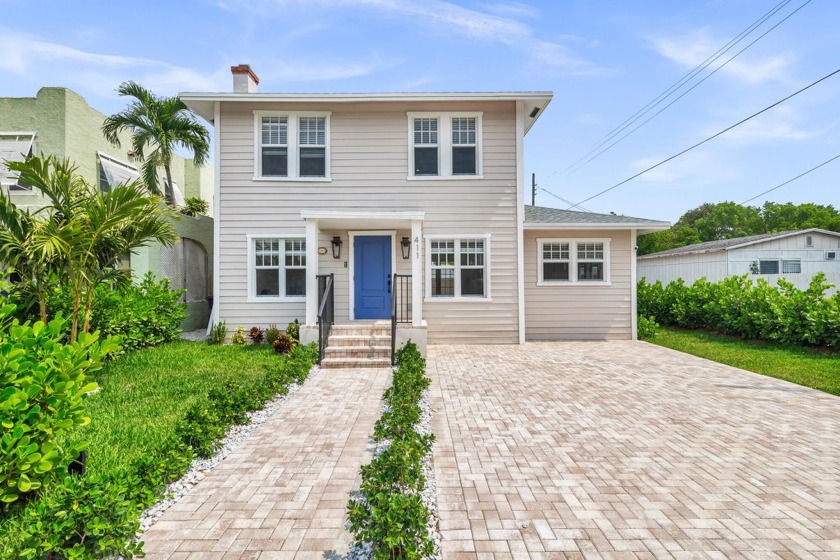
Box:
231 64 259 93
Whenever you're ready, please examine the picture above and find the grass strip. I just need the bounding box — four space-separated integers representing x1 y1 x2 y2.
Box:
651 327 840 396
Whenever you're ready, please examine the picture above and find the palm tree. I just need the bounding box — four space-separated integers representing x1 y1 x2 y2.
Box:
102 81 210 206
6 154 178 340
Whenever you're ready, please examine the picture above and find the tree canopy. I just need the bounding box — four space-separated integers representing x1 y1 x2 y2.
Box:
638 201 840 255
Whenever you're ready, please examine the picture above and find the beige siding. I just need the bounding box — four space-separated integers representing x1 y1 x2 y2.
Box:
217 100 518 343
524 229 633 340
637 251 727 285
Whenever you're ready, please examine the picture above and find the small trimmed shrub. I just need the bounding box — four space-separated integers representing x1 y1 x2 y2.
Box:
249 326 264 344
273 333 294 354
180 197 208 217
230 326 247 345
286 319 300 343
637 315 659 340
209 321 227 345
265 324 281 345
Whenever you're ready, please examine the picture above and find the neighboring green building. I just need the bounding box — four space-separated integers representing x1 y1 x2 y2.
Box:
0 87 214 331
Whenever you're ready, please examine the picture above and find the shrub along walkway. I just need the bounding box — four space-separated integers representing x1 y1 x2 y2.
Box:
429 341 840 559
141 365 392 559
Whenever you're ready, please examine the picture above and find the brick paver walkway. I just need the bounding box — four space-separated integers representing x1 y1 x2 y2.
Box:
429 341 840 559
142 366 391 559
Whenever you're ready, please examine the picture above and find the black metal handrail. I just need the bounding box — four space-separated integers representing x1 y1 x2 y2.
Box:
317 273 334 365
390 274 412 365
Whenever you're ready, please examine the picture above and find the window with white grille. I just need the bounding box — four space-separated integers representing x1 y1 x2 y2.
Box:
254 112 330 179
538 239 611 284
413 117 439 176
427 236 490 299
249 236 306 300
408 113 482 178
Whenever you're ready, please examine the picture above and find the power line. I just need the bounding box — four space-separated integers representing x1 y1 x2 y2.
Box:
559 0 798 177
564 66 840 210
564 0 812 175
538 187 592 212
739 153 840 205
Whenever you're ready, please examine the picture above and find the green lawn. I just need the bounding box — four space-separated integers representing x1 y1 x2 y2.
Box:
59 340 283 477
650 327 840 396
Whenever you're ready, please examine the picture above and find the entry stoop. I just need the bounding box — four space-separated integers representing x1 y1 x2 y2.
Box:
320 322 392 369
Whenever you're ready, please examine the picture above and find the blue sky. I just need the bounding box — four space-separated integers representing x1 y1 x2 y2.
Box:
1 0 837 222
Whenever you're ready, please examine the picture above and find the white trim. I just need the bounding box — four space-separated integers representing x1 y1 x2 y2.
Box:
208 102 221 334
348 231 397 321
631 229 638 340
410 220 423 326
245 234 308 303
407 112 483 179
515 100 526 344
305 220 319 325
424 233 492 301
536 237 612 285
301 210 425 221
184 92 553 102
253 110 331 180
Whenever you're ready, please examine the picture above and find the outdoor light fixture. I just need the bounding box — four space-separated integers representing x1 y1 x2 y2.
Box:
400 236 411 259
331 236 342 259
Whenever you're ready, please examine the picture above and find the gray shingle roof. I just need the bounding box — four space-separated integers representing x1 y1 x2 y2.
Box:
524 205 669 227
638 229 840 259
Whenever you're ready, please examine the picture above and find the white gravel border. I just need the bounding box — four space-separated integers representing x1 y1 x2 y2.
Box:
347 380 442 560
137 364 321 533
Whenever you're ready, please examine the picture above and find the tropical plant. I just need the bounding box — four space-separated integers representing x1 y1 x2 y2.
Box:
102 81 210 206
230 326 247 345
249 326 264 344
181 197 208 217
209 321 227 345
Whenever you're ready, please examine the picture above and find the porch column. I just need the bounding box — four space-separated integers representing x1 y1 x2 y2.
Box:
305 219 319 325
411 219 423 326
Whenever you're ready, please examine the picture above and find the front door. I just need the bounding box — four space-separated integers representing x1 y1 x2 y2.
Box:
354 235 392 319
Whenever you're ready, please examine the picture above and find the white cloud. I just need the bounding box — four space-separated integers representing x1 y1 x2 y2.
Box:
648 28 794 85
478 1 540 20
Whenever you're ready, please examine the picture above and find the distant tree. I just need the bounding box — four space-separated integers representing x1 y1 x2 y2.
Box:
102 81 210 205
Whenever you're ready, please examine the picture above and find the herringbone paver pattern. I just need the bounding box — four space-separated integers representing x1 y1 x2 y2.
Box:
429 341 840 559
141 366 391 559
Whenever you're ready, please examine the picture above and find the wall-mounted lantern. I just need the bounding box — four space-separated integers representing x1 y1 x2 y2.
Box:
331 236 342 259
400 236 411 259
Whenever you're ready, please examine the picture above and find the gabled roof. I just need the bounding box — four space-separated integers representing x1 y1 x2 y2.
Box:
524 205 670 234
638 228 840 259
180 91 553 133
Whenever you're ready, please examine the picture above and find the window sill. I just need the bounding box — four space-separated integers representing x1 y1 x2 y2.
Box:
246 296 307 303
4 189 38 196
407 174 484 181
537 281 612 287
252 176 332 183
424 296 492 303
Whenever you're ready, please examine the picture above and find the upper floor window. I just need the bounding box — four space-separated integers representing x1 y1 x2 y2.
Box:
408 113 482 179
0 132 35 192
98 152 140 193
538 238 611 284
254 111 330 180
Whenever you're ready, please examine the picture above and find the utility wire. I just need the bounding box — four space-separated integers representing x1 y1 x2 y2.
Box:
564 0 812 176
559 0 796 177
564 66 840 210
739 153 840 204
538 187 592 212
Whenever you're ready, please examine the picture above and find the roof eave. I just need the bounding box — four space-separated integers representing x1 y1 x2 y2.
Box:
524 222 671 232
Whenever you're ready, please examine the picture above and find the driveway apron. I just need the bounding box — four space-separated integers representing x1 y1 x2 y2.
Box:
429 341 840 559
141 366 391 559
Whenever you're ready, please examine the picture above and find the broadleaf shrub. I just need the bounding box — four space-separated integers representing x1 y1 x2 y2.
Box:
0 303 120 506
637 315 659 340
638 273 840 348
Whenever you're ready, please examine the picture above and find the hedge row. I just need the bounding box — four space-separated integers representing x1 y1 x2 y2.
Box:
0 343 318 559
347 341 436 559
638 273 840 348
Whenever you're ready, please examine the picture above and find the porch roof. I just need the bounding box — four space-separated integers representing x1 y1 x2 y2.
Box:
301 209 425 230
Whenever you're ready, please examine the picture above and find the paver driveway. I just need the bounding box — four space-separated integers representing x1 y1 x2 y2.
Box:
429 341 840 559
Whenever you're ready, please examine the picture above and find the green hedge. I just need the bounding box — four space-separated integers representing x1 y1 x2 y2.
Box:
638 273 840 348
347 341 435 560
0 343 318 559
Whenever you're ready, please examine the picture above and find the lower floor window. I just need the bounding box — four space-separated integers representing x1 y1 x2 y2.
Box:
252 237 306 298
758 259 779 275
538 238 609 283
429 237 488 298
782 259 801 274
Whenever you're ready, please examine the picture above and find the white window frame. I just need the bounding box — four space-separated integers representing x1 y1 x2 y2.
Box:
424 234 492 301
407 112 483 180
253 111 331 181
781 259 801 274
758 259 780 275
537 238 611 285
0 132 37 195
246 234 307 302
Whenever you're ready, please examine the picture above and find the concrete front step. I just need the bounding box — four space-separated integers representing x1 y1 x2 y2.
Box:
320 356 392 369
324 346 391 359
329 335 392 348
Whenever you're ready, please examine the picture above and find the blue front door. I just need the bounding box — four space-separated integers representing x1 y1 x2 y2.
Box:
354 235 391 319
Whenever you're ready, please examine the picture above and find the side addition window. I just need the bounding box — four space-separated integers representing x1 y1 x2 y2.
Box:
542 242 570 281
538 239 610 284
577 242 605 281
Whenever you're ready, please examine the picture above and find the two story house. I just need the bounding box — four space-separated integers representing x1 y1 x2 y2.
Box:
181 65 668 364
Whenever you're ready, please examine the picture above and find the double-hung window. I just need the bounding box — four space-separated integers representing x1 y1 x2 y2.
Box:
538 239 610 284
249 237 306 300
255 112 330 179
408 113 482 178
427 236 490 299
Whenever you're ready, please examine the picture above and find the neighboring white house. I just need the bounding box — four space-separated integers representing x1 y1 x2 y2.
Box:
180 65 669 364
638 228 840 292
